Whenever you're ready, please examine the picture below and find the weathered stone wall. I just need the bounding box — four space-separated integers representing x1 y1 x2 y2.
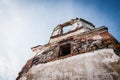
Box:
18 49 120 80
31 26 119 65
16 26 120 80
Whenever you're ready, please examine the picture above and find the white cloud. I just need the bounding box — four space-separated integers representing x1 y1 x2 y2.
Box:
0 0 33 79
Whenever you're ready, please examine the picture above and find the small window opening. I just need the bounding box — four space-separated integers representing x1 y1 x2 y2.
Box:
59 43 71 56
63 25 73 33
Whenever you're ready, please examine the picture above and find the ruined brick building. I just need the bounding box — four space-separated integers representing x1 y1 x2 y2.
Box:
17 18 120 80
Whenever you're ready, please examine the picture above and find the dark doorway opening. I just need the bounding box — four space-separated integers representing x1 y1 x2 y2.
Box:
59 43 71 56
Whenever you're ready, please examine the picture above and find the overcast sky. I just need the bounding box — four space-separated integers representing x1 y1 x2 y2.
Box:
0 0 120 80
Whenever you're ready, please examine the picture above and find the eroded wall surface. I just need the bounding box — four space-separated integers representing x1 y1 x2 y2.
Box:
16 26 120 80
19 49 120 80
16 17 120 80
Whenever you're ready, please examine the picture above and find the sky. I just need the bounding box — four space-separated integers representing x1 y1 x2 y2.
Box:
0 0 120 80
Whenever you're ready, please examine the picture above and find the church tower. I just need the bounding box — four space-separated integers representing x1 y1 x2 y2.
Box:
17 18 120 80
